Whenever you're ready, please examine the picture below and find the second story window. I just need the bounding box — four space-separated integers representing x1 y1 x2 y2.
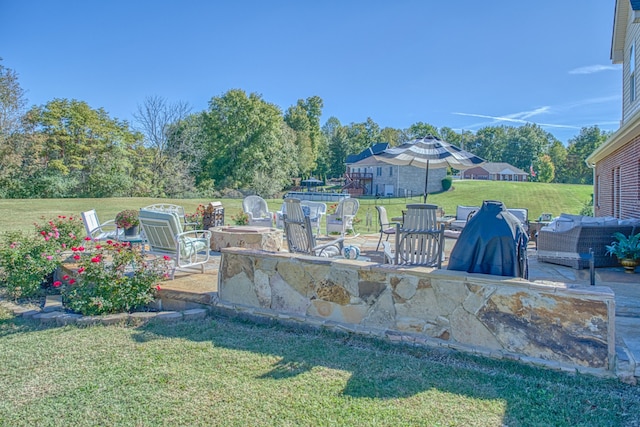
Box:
376 167 382 176
389 166 393 177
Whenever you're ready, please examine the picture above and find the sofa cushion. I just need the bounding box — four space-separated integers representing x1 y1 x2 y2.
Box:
456 206 479 221
507 208 528 225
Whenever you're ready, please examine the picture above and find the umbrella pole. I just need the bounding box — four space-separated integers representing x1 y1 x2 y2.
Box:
423 159 430 203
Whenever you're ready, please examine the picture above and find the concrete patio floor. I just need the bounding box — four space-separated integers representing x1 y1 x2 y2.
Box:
162 232 640 382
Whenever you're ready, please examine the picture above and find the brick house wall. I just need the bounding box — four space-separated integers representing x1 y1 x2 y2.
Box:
461 166 489 180
594 136 640 219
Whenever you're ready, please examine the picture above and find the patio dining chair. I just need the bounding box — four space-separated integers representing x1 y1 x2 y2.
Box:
242 195 273 227
283 199 343 257
382 204 444 267
375 205 398 250
81 209 122 241
138 209 211 279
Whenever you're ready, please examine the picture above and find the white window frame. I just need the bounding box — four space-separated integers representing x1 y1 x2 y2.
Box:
631 43 636 103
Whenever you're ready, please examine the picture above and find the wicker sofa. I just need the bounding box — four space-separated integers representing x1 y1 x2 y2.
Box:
537 215 639 269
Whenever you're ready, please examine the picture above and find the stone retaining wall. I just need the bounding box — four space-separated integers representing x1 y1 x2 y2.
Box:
218 247 617 375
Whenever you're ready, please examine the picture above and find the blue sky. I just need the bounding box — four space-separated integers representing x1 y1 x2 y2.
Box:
1 1 621 144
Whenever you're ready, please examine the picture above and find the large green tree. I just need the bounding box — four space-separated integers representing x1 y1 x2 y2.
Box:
23 99 142 197
202 89 297 196
564 126 609 184
284 96 324 176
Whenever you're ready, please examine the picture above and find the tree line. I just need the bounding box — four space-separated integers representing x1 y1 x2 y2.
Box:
0 60 608 199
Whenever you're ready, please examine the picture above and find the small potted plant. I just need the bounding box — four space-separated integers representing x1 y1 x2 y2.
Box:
115 209 140 236
605 232 640 273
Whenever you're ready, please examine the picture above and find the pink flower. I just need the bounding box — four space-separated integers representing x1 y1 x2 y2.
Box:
84 236 92 241
44 236 50 241
63 275 69 280
46 255 53 260
77 267 85 273
73 254 81 261
156 285 162 291
69 279 76 285
53 281 62 288
163 255 171 261
40 231 46 236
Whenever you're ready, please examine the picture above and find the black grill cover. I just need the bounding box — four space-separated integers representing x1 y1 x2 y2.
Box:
447 200 528 279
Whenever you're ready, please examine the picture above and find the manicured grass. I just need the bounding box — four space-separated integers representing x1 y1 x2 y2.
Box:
0 309 638 426
0 181 592 235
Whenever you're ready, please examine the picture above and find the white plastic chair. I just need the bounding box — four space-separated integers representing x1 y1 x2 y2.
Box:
138 209 211 279
81 209 121 241
326 198 359 236
242 196 273 227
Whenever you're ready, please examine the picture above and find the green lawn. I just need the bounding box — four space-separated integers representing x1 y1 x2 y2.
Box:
0 309 638 427
0 181 592 234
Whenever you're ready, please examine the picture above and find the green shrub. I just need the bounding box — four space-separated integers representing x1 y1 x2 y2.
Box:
61 239 171 315
0 215 84 299
441 176 453 191
0 233 61 299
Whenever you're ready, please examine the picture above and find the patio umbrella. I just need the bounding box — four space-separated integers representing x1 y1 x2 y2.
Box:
301 177 323 192
374 135 485 202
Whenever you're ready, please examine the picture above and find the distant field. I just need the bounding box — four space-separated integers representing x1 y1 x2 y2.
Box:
0 180 592 235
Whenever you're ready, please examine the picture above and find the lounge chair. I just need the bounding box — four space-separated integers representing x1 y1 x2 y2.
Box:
142 204 199 231
81 209 122 241
138 209 211 279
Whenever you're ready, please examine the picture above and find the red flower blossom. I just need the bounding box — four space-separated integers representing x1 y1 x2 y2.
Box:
163 255 171 261
106 240 113 245
91 256 101 263
77 267 85 273
73 254 81 260
84 236 92 241
63 275 69 280
95 245 102 249
78 246 85 251
156 285 161 291
53 281 62 287
69 279 76 285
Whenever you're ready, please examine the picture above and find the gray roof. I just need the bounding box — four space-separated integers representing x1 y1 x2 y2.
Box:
345 142 389 164
473 162 528 175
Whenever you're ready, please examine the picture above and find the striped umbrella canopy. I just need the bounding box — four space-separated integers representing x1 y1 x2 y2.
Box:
374 135 485 202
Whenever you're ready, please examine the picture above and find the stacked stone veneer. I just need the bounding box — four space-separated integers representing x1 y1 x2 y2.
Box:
219 247 616 374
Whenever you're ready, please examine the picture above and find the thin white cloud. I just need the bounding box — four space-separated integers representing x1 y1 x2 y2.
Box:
569 65 619 74
452 94 621 132
452 112 580 129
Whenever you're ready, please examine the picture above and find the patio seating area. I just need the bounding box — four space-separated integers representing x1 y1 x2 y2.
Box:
158 230 640 382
